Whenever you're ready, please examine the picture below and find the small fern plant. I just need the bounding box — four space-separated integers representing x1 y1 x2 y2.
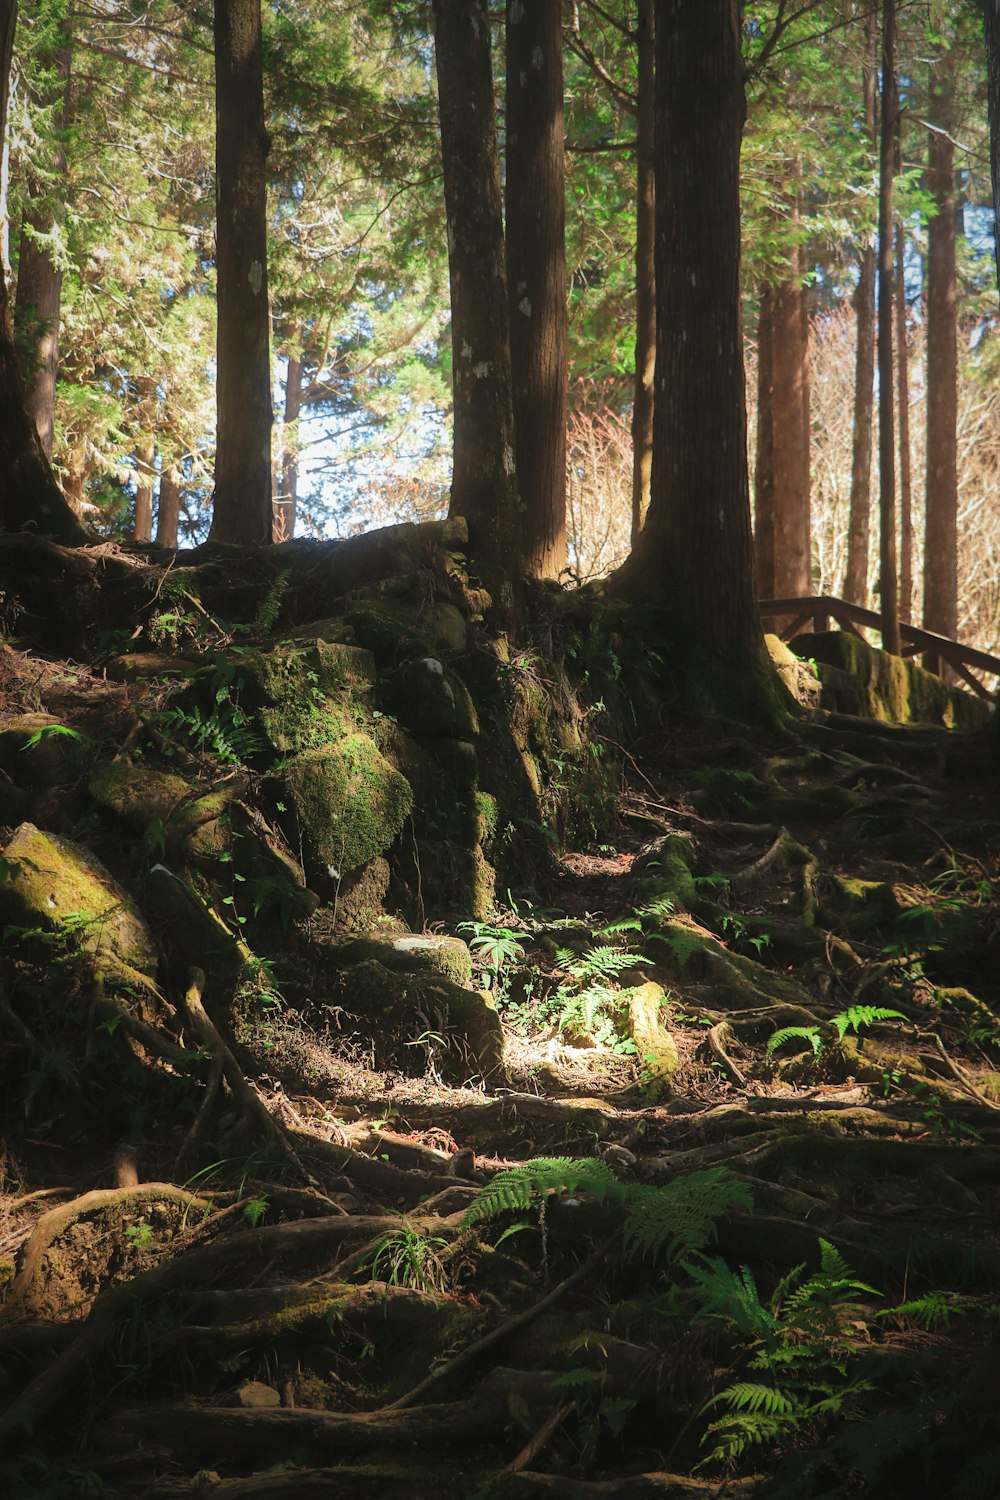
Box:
694 1239 880 1468
767 1005 906 1060
463 1158 752 1266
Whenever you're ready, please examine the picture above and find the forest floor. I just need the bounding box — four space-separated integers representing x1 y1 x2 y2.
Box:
2 607 1000 1500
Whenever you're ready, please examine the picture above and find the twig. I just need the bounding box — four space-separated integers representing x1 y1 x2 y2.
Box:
926 1033 1000 1113
498 1400 576 1478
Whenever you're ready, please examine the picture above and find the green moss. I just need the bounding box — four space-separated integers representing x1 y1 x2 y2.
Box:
281 732 414 874
475 792 499 849
630 833 697 912
311 640 377 695
336 932 473 988
90 761 190 830
792 631 989 729
820 875 900 934
626 981 678 1098
1 822 159 977
344 599 436 661
0 714 89 789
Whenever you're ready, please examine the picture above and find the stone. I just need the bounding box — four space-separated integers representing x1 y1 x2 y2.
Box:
0 823 159 978
429 601 468 653
312 640 377 696
334 957 503 1078
0 714 89 789
280 732 414 875
790 630 990 729
236 1381 281 1409
383 657 480 739
146 863 252 983
104 653 201 683
90 761 191 831
626 981 678 1096
336 932 473 988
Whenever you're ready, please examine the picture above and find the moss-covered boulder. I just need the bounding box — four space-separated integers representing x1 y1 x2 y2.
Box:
0 823 159 978
765 634 821 710
280 732 414 875
334 957 503 1077
819 875 901 935
311 641 377 696
0 714 90 790
336 932 473 988
90 761 191 831
625 981 678 1097
791 631 989 729
383 657 479 740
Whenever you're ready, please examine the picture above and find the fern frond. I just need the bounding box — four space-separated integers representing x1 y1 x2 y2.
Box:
766 1024 822 1057
832 1005 906 1040
705 1381 795 1416
684 1253 775 1340
462 1156 624 1229
599 916 642 936
623 1169 752 1263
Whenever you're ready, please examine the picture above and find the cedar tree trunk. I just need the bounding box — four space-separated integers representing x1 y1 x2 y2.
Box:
923 27 958 671
506 0 567 579
210 0 273 546
877 0 900 655
844 10 877 607
432 0 520 599
895 221 913 622
14 10 72 461
611 0 777 719
156 467 181 549
134 437 155 543
0 0 87 542
985 0 1000 293
275 342 302 542
631 0 655 544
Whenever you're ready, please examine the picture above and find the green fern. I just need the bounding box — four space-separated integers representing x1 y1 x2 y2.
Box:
683 1255 775 1341
623 1170 753 1262
556 944 644 980
831 1004 906 1040
462 1156 623 1228
767 1024 823 1058
878 1289 965 1330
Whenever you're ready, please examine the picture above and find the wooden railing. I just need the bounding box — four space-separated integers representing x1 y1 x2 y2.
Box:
758 594 1000 704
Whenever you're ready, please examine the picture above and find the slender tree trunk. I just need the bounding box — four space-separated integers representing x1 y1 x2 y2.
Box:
210 0 273 546
156 467 181 549
924 24 958 673
877 0 900 655
14 11 72 462
134 437 155 543
985 0 1000 293
432 0 520 600
844 8 877 607
275 343 302 542
631 0 655 545
895 223 913 622
612 0 776 718
505 0 567 579
754 189 810 604
0 0 87 542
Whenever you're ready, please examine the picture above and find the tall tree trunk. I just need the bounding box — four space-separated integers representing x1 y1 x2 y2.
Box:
612 0 776 719
432 0 520 601
0 0 87 542
14 9 72 462
844 8 877 607
275 342 302 542
156 467 181 549
924 24 958 673
985 0 1000 293
877 0 900 655
754 187 810 604
630 0 655 545
895 222 913 622
505 0 567 579
134 438 155 543
210 0 273 546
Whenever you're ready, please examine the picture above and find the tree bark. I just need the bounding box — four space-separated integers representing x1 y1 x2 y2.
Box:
754 190 810 604
895 221 913 623
923 22 958 673
210 0 273 546
844 8 877 608
432 0 520 602
611 0 777 719
13 9 72 462
630 0 655 546
505 0 567 580
275 341 302 542
985 0 1000 293
877 0 900 655
156 467 181 549
0 0 88 543
134 438 155 543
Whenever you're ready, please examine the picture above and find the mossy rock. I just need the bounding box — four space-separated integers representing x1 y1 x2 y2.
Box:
765 633 821 710
1 822 159 979
90 761 191 831
335 932 473 988
325 857 395 934
280 732 414 875
629 833 697 912
626 981 678 1098
238 645 358 754
820 874 901 934
791 631 990 729
383 657 479 740
105 653 201 684
334 957 503 1077
408 840 496 921
343 598 437 662
0 714 89 790
311 641 377 696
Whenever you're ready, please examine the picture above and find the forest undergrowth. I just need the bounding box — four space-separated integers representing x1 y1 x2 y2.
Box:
1 564 1000 1500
